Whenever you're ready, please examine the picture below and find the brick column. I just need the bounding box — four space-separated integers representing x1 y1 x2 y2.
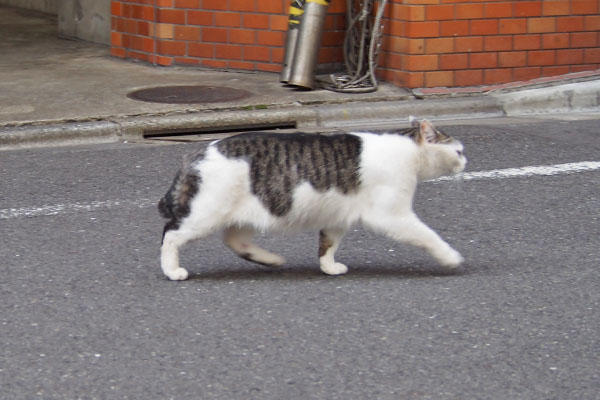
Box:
110 1 157 63
110 0 347 71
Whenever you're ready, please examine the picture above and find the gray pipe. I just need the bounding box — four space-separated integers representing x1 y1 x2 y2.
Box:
280 1 305 83
288 0 330 89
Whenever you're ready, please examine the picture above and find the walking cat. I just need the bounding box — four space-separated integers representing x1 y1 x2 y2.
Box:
158 118 466 280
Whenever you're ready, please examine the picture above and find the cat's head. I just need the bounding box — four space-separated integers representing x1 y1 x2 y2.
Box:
411 118 467 178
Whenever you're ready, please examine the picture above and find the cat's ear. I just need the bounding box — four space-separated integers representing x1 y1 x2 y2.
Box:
408 115 419 128
418 120 452 144
417 119 438 144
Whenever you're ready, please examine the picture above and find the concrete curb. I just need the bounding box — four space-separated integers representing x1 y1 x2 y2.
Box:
0 120 121 150
0 80 598 150
492 80 600 116
115 107 317 141
0 96 504 149
314 96 503 128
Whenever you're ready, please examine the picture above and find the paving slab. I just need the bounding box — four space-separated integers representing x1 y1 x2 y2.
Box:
0 6 410 127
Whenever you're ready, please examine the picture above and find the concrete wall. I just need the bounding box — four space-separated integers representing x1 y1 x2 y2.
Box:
0 0 57 14
58 0 110 45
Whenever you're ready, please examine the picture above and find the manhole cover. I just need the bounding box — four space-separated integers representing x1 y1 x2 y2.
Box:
127 85 251 104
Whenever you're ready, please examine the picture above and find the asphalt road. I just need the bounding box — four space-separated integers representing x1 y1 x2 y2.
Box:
1 115 599 400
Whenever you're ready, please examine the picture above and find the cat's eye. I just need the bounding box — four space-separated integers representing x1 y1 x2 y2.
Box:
456 150 463 157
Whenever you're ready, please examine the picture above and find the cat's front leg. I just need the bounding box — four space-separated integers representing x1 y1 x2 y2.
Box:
319 229 348 275
429 241 464 268
364 213 464 268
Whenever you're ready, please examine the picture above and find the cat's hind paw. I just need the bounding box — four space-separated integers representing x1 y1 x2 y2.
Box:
166 268 189 281
320 262 349 276
241 251 286 268
258 253 286 268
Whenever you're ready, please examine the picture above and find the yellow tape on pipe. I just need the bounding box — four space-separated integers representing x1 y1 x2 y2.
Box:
306 0 330 5
289 6 304 15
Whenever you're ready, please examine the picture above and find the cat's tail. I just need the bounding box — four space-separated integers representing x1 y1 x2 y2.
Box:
158 158 201 222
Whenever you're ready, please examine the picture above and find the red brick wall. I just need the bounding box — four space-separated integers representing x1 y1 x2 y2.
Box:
110 0 347 72
379 0 600 88
111 0 600 88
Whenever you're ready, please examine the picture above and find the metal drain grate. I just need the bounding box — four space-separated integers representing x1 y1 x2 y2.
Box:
127 85 252 104
143 123 298 142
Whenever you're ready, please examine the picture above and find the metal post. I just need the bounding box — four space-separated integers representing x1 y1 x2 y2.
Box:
280 1 306 83
287 0 331 89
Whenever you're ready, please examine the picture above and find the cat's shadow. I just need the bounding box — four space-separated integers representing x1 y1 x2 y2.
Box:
185 263 470 282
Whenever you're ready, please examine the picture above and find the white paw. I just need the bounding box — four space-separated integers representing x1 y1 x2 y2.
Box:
246 251 286 267
262 254 286 267
439 248 464 269
166 268 189 281
320 262 348 276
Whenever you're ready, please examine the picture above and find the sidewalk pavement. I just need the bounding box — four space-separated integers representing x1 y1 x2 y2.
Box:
1 5 599 150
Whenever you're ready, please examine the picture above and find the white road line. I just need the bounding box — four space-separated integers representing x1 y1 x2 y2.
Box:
1 161 599 220
0 199 156 220
429 161 600 182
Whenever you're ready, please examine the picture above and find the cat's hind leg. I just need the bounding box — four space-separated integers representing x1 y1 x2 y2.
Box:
223 227 285 267
161 215 224 280
319 228 348 275
161 227 194 280
162 220 225 280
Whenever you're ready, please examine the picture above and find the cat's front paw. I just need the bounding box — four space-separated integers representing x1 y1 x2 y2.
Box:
439 248 464 269
166 268 189 281
320 262 348 276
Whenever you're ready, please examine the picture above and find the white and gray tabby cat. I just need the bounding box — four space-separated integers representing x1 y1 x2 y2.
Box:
158 118 466 280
